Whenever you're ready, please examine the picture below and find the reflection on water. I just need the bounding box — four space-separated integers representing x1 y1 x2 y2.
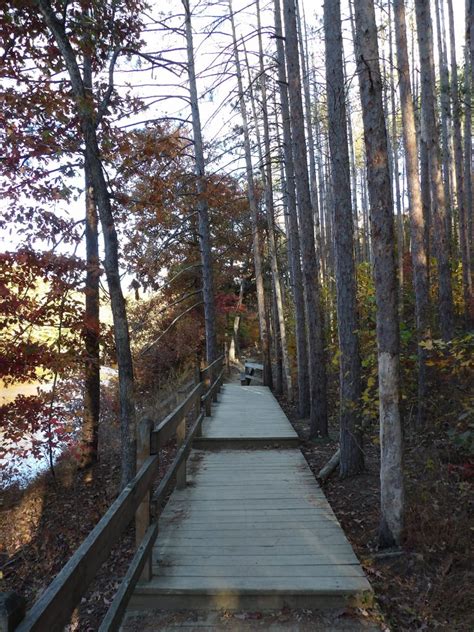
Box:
0 368 117 488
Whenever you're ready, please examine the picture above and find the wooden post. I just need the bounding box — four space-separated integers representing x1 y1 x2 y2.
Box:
176 416 186 489
202 367 212 416
224 340 230 375
212 363 218 403
135 417 154 581
194 363 202 437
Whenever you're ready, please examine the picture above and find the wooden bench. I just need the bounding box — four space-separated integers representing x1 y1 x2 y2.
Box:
240 361 264 385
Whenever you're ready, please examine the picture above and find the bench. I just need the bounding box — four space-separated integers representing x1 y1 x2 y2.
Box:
240 361 264 386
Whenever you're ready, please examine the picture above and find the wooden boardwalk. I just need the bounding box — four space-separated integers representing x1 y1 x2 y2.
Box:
129 383 372 612
196 384 299 447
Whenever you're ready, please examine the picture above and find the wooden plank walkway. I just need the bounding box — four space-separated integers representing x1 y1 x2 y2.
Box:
129 383 372 612
196 384 299 447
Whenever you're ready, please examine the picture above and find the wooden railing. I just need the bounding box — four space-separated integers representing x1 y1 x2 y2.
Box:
10 355 225 632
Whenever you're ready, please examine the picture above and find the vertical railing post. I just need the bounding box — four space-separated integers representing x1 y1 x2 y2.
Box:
224 340 230 375
176 414 186 489
212 361 218 403
135 417 154 581
202 366 212 416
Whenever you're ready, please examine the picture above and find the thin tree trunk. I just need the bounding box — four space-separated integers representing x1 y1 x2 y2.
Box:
447 0 472 320
182 0 218 363
255 2 293 399
228 0 272 385
80 55 100 469
324 0 364 477
283 0 328 437
388 1 404 304
274 0 309 415
394 0 431 426
229 279 244 363
296 1 323 275
434 0 453 247
38 0 137 486
353 0 404 548
415 0 454 341
469 0 474 253
81 162 100 468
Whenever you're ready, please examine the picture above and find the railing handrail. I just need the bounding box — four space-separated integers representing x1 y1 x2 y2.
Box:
10 354 225 632
199 354 224 378
15 455 158 632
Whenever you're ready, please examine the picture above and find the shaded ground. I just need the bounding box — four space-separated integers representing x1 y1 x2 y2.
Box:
278 397 474 631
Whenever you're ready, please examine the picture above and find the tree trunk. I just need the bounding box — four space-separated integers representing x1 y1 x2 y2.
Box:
469 0 474 253
81 161 101 468
388 1 404 304
415 0 454 341
228 0 272 386
182 0 218 363
434 0 454 248
37 0 137 486
274 0 309 415
255 3 293 399
229 279 244 363
324 0 364 477
80 56 100 469
447 0 472 321
283 0 328 437
394 0 431 426
353 0 404 548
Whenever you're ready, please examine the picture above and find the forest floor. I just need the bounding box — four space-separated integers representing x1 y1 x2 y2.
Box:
278 397 474 631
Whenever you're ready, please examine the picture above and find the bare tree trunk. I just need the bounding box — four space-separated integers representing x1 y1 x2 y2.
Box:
38 0 137 487
81 161 100 468
434 0 454 248
324 0 364 477
182 0 218 363
296 1 323 277
274 0 309 415
394 0 431 426
388 1 404 304
415 0 454 341
469 0 474 254
80 55 100 469
447 0 472 321
256 2 293 399
229 279 244 363
283 0 328 437
228 0 272 386
419 135 432 290
353 0 404 548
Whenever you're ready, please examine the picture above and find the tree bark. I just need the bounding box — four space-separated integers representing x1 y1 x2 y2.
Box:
434 0 454 248
81 161 101 468
228 0 272 386
37 0 137 487
274 0 309 415
324 0 364 476
182 0 218 363
79 55 100 469
447 0 473 321
394 0 431 426
415 0 454 341
229 278 244 363
353 0 404 548
283 0 328 437
255 3 293 399
469 0 474 253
